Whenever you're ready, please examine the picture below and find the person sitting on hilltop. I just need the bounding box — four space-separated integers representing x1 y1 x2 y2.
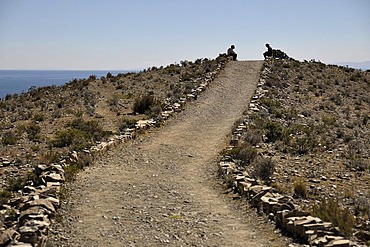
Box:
227 45 237 61
263 43 273 59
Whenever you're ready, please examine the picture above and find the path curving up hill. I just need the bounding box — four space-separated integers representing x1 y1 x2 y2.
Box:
50 61 290 246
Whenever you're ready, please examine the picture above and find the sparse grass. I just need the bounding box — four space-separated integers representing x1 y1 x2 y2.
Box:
312 199 355 237
119 117 137 132
293 178 308 198
53 118 111 151
6 176 27 192
64 152 92 182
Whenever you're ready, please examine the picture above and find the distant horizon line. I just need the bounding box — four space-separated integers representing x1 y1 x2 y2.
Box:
0 68 142 71
1 60 369 71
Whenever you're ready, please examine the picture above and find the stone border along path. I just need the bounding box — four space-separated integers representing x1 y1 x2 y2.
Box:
48 61 291 246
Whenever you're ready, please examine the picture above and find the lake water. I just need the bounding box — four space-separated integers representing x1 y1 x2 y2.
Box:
0 70 135 99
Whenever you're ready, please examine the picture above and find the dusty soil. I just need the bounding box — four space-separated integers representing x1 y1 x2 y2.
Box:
48 61 291 246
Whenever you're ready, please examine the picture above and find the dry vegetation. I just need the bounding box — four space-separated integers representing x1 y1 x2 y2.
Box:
1 55 370 244
225 58 370 243
0 56 227 203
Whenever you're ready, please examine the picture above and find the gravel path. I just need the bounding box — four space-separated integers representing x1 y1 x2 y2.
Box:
50 61 290 246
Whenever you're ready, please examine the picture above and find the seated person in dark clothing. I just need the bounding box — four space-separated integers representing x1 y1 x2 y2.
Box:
263 43 273 59
227 45 237 61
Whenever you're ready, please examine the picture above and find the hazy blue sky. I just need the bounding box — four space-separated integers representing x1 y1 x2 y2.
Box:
0 0 369 70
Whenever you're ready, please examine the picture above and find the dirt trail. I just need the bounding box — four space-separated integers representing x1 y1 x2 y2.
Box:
52 61 289 246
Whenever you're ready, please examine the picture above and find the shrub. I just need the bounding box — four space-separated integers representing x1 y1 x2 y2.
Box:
119 117 137 132
348 157 369 172
252 156 275 181
133 94 158 114
40 151 62 164
53 129 91 151
2 131 17 145
312 199 355 237
6 176 27 192
354 196 370 221
290 135 318 155
264 121 285 142
53 118 110 151
293 178 308 198
66 118 111 142
0 189 12 205
26 123 41 142
237 144 258 165
243 129 262 146
33 113 45 122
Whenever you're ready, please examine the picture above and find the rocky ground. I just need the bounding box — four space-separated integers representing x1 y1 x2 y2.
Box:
1 54 369 246
223 58 370 245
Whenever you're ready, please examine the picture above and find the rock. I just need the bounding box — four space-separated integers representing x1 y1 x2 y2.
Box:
290 216 323 238
19 225 39 245
0 228 18 246
46 182 61 188
39 186 58 198
354 230 370 241
326 239 350 247
41 173 64 183
7 243 33 247
24 219 50 233
19 206 48 226
21 199 56 214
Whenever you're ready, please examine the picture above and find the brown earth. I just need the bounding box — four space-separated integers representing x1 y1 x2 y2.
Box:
48 61 291 246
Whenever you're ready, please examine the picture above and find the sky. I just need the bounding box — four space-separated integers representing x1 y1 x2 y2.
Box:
0 0 369 70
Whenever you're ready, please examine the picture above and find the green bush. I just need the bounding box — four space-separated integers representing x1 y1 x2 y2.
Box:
312 199 355 237
290 135 318 155
66 118 111 142
252 157 275 181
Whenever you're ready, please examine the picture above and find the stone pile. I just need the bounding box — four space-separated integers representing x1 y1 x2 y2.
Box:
0 160 65 246
217 62 358 246
0 60 226 247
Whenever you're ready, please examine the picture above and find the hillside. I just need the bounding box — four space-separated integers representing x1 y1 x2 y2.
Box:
223 58 370 245
0 56 369 246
